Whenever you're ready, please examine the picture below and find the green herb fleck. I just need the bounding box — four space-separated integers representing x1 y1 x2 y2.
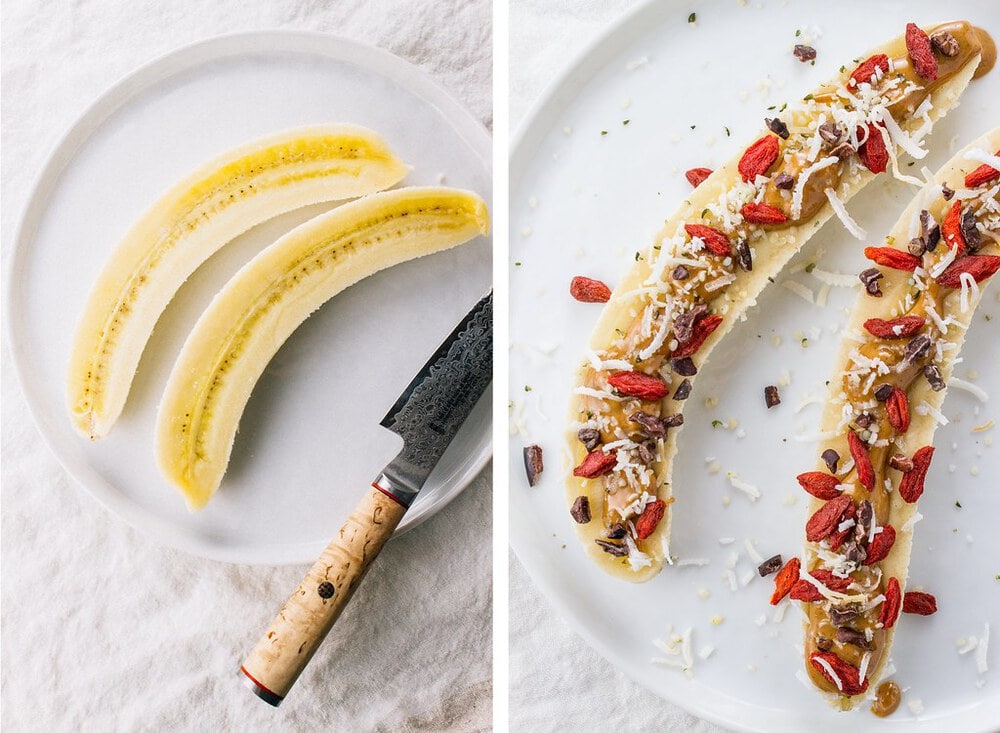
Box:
779 102 787 112
803 93 814 101
635 251 643 261
600 130 608 136
688 12 696 23
701 208 711 218
801 337 809 347
514 261 522 266
615 328 625 338
955 500 962 508
724 126 731 137
805 262 816 273
623 119 630 126
795 29 801 37
711 419 723 428
524 385 532 392
767 276 775 283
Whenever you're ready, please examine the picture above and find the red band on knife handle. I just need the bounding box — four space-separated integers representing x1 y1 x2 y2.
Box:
371 481 409 508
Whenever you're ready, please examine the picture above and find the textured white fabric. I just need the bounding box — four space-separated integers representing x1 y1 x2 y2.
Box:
0 1 491 730
509 2 725 730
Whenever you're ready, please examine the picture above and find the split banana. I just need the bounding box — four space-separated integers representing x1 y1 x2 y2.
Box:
67 124 408 440
156 186 490 510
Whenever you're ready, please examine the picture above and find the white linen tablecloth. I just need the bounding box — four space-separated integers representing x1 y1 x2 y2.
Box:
0 1 491 730
509 2 726 730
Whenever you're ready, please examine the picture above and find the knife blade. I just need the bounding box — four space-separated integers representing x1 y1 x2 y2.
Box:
240 292 492 706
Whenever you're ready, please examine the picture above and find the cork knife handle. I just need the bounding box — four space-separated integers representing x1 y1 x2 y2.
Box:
239 485 407 705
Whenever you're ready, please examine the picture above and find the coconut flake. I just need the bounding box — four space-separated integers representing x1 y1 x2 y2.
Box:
814 656 844 691
915 400 949 426
727 472 761 501
965 147 1000 170
949 377 989 403
825 187 866 240
977 623 990 674
959 271 981 314
791 156 838 219
782 280 815 304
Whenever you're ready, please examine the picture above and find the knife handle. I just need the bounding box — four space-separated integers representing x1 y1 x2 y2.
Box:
239 484 407 705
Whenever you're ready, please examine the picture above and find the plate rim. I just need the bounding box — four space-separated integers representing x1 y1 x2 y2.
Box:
4 29 493 566
507 1 1000 730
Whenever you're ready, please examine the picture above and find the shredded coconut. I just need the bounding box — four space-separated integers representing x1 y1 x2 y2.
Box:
825 187 866 240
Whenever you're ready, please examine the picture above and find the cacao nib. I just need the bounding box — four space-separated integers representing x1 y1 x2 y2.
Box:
736 238 753 271
570 495 591 524
960 206 981 252
816 636 833 652
630 411 666 438
793 44 817 63
874 383 893 402
835 626 871 649
907 237 926 257
765 117 790 139
673 379 693 400
764 385 781 408
821 449 840 473
859 267 883 297
829 141 856 160
595 539 628 557
773 172 795 190
902 334 932 366
636 440 657 464
889 453 914 472
842 539 867 565
828 604 861 626
674 303 709 343
856 500 873 542
758 554 783 576
941 184 955 200
607 522 627 539
854 412 873 429
920 209 940 251
671 356 697 376
923 364 946 391
523 445 544 486
818 121 842 146
662 414 685 428
577 427 601 452
930 30 960 56
672 264 690 281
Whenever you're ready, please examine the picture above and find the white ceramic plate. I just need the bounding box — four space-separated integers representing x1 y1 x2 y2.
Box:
509 2 998 730
6 31 492 565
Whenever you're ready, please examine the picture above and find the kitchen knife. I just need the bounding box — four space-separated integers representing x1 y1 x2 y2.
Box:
239 291 492 706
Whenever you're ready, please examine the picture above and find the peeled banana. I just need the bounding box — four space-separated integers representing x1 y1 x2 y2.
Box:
67 124 408 440
155 186 490 510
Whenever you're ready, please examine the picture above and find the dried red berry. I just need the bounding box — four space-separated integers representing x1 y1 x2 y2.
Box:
942 200 966 253
770 557 800 605
738 135 780 182
671 314 723 358
572 450 618 478
847 431 875 491
740 202 787 224
607 371 669 400
635 499 666 539
570 276 612 303
790 570 853 602
805 495 853 542
886 387 910 433
899 445 934 502
863 525 896 565
903 591 938 615
864 246 921 271
863 315 925 339
684 224 732 256
796 471 843 500
905 23 938 80
879 577 902 629
827 501 857 551
810 651 869 695
849 54 890 87
965 154 1000 188
685 167 713 187
935 255 1000 288
858 123 889 174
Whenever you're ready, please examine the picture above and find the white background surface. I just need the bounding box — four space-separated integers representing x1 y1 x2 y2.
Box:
509 1 998 731
1 1 492 730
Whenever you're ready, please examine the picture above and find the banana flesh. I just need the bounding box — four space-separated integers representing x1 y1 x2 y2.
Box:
155 186 490 510
67 124 408 440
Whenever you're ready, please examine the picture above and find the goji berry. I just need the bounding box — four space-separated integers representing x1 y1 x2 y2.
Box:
607 371 669 400
796 471 843 500
863 315 925 339
848 431 875 491
903 591 938 615
790 569 852 601
570 276 611 303
899 445 934 502
863 525 896 565
635 499 666 539
741 202 787 224
879 577 902 628
805 495 853 542
905 23 938 80
864 246 921 271
572 450 618 478
770 557 800 605
886 386 910 433
965 156 1000 188
849 54 890 87
935 255 1000 288
810 651 869 695
684 224 732 256
738 135 780 182
685 167 713 187
942 200 965 253
858 123 888 174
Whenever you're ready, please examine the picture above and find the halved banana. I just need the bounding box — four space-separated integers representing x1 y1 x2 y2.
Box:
67 124 408 440
156 186 490 510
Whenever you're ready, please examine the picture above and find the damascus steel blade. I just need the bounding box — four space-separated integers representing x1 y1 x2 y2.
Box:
375 292 492 506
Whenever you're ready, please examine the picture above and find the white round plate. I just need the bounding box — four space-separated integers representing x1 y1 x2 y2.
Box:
6 31 492 565
509 2 998 730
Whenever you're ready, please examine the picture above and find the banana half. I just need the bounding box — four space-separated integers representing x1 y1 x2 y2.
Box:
67 124 408 440
155 186 490 510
